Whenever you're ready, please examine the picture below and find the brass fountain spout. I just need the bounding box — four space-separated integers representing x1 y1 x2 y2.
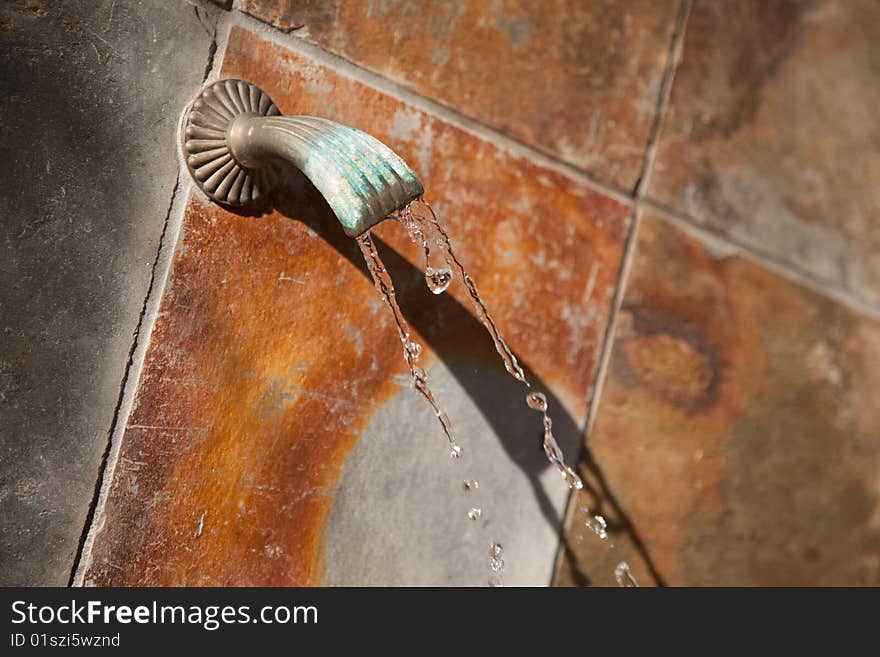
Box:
180 79 424 237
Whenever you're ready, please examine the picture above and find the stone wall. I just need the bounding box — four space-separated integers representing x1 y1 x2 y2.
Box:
4 1 878 586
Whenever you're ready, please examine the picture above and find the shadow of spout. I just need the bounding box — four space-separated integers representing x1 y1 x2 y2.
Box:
256 166 666 586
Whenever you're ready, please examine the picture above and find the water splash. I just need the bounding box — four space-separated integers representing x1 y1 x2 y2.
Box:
467 508 483 521
614 561 639 587
399 199 583 490
356 232 461 460
462 480 479 492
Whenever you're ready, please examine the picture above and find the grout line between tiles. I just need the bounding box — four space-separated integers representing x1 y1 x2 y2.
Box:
583 209 642 437
227 10 635 207
641 199 880 321
551 0 692 586
584 0 692 438
69 173 189 586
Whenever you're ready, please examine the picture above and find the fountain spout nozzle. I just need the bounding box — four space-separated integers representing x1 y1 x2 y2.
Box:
180 79 424 237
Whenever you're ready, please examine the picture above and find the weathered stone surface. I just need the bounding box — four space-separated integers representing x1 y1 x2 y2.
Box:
0 1 218 585
81 27 631 586
648 0 880 306
555 212 880 586
240 0 681 190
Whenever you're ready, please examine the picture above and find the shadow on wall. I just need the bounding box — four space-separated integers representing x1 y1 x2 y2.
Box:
242 163 667 586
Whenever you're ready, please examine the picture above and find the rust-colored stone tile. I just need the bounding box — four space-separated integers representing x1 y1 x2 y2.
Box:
82 27 630 585
555 212 880 587
648 0 880 306
240 0 681 190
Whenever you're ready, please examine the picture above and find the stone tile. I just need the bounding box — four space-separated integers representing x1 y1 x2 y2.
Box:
555 212 880 586
81 27 631 585
240 0 681 190
0 0 219 585
648 0 880 306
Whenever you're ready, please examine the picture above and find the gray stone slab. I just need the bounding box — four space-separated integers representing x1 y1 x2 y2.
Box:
0 0 220 585
326 361 574 586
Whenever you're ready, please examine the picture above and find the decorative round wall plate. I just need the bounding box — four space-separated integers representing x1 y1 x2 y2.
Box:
180 78 279 205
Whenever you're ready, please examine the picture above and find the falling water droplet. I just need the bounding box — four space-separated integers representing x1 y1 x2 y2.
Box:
462 479 479 492
425 266 453 294
467 508 482 521
397 203 454 295
526 391 548 412
450 443 463 460
614 561 639 587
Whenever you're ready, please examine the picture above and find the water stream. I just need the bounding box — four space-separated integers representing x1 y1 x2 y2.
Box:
356 198 605 587
400 199 583 490
356 232 462 461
